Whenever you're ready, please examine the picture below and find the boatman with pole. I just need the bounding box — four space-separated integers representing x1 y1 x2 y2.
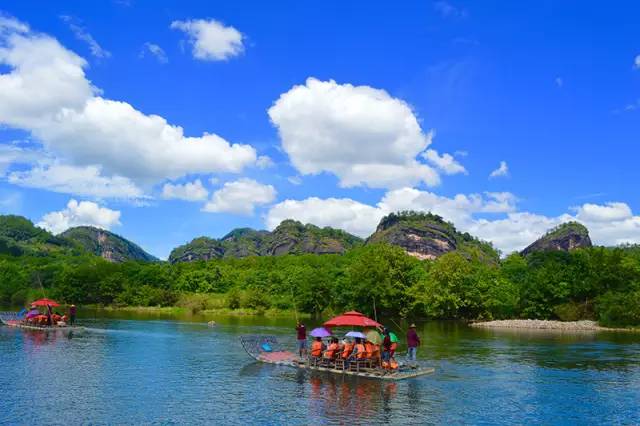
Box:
407 323 420 366
295 321 307 358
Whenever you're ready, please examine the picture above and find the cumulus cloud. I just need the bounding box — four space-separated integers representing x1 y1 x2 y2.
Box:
634 54 640 70
266 197 383 238
0 17 257 197
489 161 509 178
170 19 244 61
8 164 144 199
161 179 208 201
140 42 168 63
203 178 276 215
573 202 632 222
268 78 439 189
59 15 111 59
423 149 467 175
266 188 640 254
37 199 121 234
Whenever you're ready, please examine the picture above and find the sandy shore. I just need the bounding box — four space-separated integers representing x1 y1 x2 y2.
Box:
470 319 636 332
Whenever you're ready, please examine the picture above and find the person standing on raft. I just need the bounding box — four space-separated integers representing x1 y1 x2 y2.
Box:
407 323 420 365
295 322 307 357
69 304 77 325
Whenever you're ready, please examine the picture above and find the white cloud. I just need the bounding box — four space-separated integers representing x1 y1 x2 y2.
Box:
170 19 244 61
37 199 121 234
161 179 208 201
266 197 383 238
0 19 257 196
423 149 467 175
489 161 509 178
59 15 111 59
8 164 144 199
140 42 167 63
574 202 632 222
268 78 440 189
203 178 276 215
34 97 257 182
255 155 274 169
634 54 640 70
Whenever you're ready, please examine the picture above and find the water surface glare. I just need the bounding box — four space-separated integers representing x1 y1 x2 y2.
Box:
1 317 639 424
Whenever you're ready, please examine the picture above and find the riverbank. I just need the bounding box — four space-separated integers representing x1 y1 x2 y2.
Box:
470 319 639 332
83 305 309 318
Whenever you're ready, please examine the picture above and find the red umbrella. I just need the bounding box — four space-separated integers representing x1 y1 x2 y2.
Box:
323 311 382 328
31 298 60 307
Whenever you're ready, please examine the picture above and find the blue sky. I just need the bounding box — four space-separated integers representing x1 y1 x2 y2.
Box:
0 0 639 258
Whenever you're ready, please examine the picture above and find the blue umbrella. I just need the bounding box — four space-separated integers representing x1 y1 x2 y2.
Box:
310 327 332 338
345 331 366 339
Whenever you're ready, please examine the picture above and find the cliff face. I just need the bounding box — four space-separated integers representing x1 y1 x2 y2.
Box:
521 222 592 256
168 220 363 263
61 226 157 263
366 212 499 262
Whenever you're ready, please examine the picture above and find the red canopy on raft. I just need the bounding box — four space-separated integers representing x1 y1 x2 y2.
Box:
31 298 60 307
323 311 382 328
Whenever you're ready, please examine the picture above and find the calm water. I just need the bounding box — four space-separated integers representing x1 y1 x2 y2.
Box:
1 312 639 425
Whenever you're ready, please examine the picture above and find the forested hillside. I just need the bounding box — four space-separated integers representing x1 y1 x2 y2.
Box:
0 213 639 327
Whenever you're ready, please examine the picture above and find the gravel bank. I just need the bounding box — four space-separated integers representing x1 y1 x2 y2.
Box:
470 319 621 331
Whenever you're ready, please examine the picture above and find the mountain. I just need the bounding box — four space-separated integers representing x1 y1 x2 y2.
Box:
168 220 363 263
521 222 592 256
61 226 157 263
220 228 269 258
0 215 75 256
263 220 363 256
366 211 499 262
169 237 225 263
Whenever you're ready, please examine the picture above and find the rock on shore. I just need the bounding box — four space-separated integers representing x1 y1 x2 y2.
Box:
470 319 606 331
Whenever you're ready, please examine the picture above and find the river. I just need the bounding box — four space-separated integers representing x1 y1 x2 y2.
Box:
1 312 639 424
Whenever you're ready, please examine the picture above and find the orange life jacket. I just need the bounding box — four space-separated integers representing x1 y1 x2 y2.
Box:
355 343 366 359
341 342 354 358
390 342 397 352
364 342 374 358
324 343 339 358
311 341 323 357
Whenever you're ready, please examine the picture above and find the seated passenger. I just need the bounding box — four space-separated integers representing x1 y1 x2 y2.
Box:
353 338 366 359
341 340 354 359
310 337 325 358
364 340 375 359
324 338 340 358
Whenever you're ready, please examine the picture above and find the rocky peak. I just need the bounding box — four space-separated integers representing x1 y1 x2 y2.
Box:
367 211 498 262
521 222 592 256
61 226 157 263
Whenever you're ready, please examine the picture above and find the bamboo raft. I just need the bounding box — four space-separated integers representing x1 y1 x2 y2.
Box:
240 335 435 381
0 312 84 333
